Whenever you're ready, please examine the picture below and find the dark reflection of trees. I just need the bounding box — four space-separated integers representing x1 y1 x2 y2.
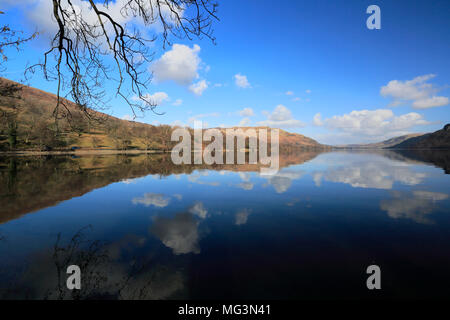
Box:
390 149 450 174
0 151 323 224
6 158 16 194
0 227 184 300
332 149 450 175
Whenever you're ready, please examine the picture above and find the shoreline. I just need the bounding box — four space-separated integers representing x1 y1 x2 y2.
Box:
0 149 170 156
0 147 448 156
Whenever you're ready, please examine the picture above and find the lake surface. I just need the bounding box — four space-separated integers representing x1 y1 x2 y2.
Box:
1 150 449 299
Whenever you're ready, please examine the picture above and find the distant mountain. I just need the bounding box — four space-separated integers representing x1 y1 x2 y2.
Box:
212 126 328 151
390 124 450 149
337 133 425 149
0 77 328 152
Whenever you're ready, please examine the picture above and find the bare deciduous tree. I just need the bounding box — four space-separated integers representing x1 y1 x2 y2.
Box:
0 11 38 72
22 0 219 121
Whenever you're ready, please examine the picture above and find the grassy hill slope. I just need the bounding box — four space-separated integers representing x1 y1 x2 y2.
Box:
0 77 328 152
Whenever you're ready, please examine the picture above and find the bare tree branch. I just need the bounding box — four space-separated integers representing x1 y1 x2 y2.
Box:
0 9 38 72
21 0 219 124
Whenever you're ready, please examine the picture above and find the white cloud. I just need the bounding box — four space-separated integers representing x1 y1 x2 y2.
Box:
412 96 449 109
312 172 323 187
150 213 200 255
236 174 254 190
263 169 304 193
292 97 301 102
381 74 434 100
132 193 170 208
172 99 183 106
324 109 430 139
380 191 448 224
7 0 183 49
285 91 294 96
239 107 254 117
152 44 201 85
187 172 219 185
380 74 449 109
237 182 254 190
313 113 323 126
320 160 426 190
239 172 251 182
257 105 305 128
311 153 428 190
234 73 251 88
239 117 251 126
121 114 133 121
413 191 448 201
188 201 208 219
173 194 183 200
121 178 139 184
235 209 252 225
189 80 208 96
305 89 311 94
140 92 169 105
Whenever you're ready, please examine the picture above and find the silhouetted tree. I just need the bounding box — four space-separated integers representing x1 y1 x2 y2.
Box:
21 0 218 120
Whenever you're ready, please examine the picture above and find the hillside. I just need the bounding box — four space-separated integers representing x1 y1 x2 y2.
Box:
390 124 450 149
213 126 326 151
0 77 178 152
338 133 425 149
0 77 328 152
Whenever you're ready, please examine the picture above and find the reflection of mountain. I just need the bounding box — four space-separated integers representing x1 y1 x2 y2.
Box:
329 149 450 173
0 151 323 224
388 149 450 174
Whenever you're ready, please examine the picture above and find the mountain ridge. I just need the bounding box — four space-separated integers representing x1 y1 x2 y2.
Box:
337 133 425 149
388 124 450 149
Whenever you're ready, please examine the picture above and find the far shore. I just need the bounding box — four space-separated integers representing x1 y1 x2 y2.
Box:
1 147 448 156
0 149 170 156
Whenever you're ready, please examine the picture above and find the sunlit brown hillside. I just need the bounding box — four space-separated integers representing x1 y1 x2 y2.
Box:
0 77 177 152
0 77 328 152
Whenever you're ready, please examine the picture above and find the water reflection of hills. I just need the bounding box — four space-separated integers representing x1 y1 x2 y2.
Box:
0 151 322 224
388 149 450 174
327 149 450 174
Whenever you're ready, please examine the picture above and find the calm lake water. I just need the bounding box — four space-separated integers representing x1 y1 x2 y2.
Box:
0 150 449 299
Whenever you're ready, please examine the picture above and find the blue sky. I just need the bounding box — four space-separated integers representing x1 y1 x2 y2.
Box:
1 0 449 144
